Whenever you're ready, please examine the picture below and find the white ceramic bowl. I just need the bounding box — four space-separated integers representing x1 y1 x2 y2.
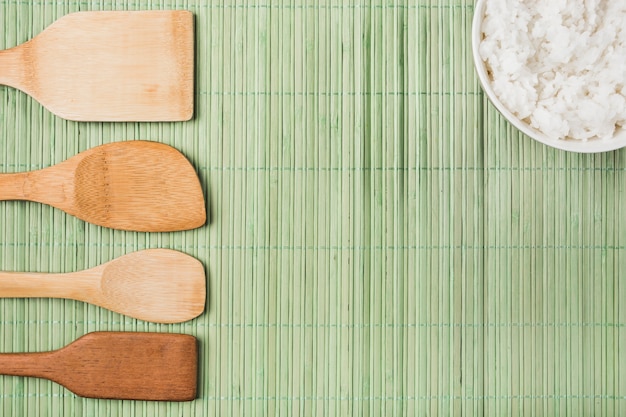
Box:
471 0 626 153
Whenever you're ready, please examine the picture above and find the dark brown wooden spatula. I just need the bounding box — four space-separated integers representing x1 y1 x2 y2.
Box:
0 332 198 401
0 140 206 232
0 11 194 121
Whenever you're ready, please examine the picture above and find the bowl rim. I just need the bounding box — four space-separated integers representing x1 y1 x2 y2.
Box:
471 0 626 153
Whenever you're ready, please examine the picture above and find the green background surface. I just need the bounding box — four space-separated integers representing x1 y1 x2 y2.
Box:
1 0 625 416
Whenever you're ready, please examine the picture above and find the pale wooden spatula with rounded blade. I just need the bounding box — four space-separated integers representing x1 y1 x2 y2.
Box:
0 332 198 401
0 10 193 121
0 140 206 232
0 249 206 323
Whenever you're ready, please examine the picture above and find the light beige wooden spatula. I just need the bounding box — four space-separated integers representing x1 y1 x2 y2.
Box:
0 10 193 121
0 140 206 232
0 249 206 323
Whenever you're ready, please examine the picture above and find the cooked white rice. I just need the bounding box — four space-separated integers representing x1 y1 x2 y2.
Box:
479 0 626 141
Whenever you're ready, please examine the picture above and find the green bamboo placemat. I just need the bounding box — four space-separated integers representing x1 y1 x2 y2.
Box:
1 0 625 416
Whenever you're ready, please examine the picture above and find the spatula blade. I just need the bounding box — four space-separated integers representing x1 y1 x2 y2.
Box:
52 332 198 401
25 11 194 121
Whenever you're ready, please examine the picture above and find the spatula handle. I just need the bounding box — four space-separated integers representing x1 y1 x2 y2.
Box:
0 271 98 300
0 47 24 89
0 172 30 200
0 351 57 380
0 169 72 205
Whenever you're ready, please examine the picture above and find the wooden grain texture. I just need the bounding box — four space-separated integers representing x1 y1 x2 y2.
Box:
0 249 206 323
0 332 198 401
0 10 194 121
0 140 206 232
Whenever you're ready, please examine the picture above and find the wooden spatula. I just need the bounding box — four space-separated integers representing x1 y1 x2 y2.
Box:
0 140 206 232
0 11 193 121
0 249 206 323
0 332 198 401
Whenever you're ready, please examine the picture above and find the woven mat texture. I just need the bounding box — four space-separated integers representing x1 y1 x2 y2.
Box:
1 1 626 416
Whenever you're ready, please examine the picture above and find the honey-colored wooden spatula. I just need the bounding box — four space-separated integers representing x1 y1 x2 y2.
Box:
0 332 198 401
0 11 193 121
0 249 206 323
0 140 206 232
